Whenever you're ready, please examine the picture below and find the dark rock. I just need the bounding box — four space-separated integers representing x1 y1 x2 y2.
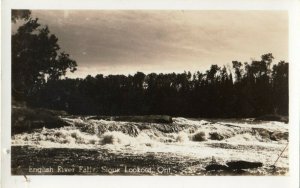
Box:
12 107 68 135
209 131 234 140
253 128 271 140
153 123 182 133
226 160 263 170
270 131 289 141
255 114 288 123
209 132 224 140
192 131 206 141
88 115 173 124
205 164 229 171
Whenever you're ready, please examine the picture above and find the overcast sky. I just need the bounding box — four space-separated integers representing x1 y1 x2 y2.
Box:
30 10 288 78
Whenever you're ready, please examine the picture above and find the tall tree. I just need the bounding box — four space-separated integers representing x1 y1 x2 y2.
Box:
272 61 289 115
12 10 77 101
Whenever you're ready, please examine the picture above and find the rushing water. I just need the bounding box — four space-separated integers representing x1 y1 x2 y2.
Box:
11 117 289 175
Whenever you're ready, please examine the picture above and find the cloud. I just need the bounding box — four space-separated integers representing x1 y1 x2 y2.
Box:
31 10 288 77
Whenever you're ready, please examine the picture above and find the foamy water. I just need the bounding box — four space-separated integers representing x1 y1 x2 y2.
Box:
11 117 289 168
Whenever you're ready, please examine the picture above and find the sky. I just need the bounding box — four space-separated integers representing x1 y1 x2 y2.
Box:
29 10 288 78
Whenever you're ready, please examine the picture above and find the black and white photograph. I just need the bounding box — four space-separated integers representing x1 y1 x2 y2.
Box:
9 9 290 176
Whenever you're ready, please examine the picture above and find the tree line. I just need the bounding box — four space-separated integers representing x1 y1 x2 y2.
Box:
27 54 288 118
12 10 288 118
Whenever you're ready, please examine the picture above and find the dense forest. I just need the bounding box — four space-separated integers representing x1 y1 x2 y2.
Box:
25 56 288 118
12 10 288 118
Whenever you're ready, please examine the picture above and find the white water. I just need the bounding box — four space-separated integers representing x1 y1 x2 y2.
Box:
11 117 289 168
